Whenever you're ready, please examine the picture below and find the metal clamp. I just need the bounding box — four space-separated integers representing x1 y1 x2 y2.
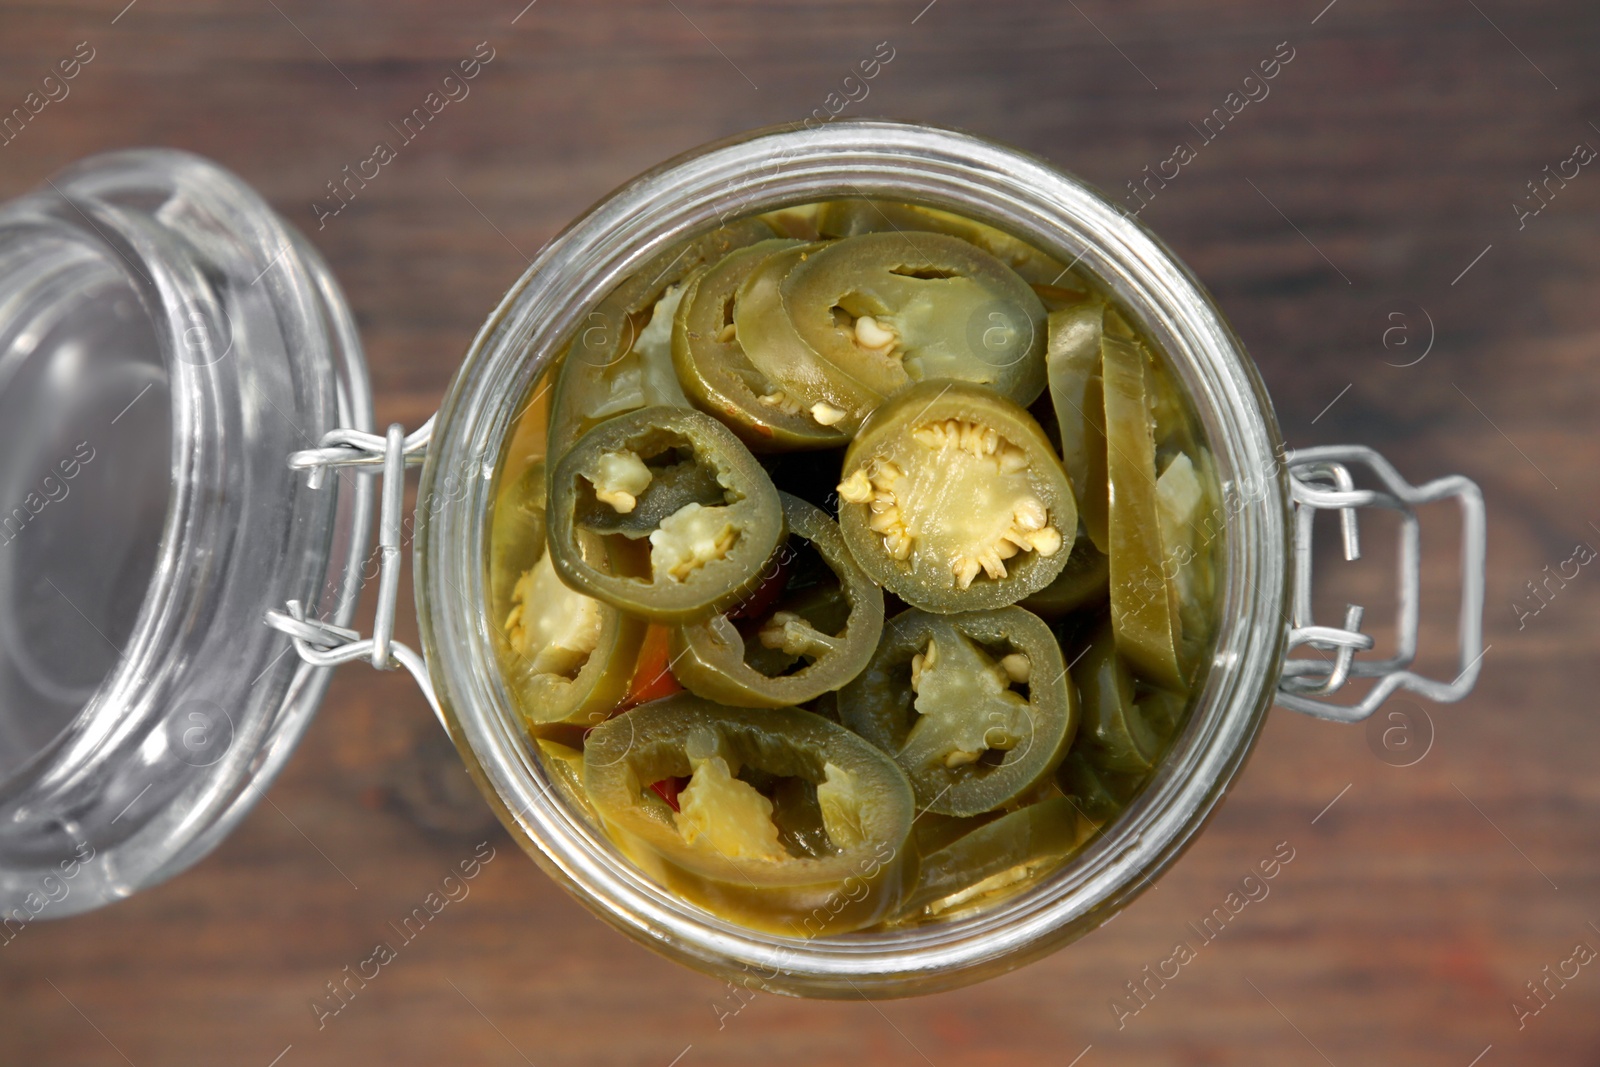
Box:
264 416 444 727
1276 445 1486 723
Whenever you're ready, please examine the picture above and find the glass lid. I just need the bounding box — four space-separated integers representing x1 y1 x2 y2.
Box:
0 150 370 919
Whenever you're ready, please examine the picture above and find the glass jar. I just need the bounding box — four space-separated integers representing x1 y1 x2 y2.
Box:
0 149 370 919
0 122 1483 994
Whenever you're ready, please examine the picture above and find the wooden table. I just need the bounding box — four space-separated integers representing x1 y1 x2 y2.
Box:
2 1 1595 1063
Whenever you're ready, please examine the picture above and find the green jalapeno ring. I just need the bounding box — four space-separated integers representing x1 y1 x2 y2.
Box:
492 459 647 726
671 238 847 452
669 493 885 708
489 457 548 625
582 696 918 935
535 737 602 826
814 198 1079 289
546 218 776 453
1045 301 1110 552
1102 334 1184 690
1021 534 1110 619
734 243 883 434
838 606 1076 817
900 795 1090 917
1073 618 1165 774
548 406 785 624
837 380 1078 613
1056 749 1147 824
782 230 1049 406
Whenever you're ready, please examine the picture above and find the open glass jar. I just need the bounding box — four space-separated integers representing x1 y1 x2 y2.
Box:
0 121 1483 996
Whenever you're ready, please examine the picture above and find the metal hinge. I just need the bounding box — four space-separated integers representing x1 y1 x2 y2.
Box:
1277 445 1486 723
263 417 444 727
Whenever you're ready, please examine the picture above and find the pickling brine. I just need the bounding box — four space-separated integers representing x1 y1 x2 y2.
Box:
487 198 1221 935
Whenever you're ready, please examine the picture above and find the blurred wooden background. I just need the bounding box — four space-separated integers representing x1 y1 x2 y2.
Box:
2 0 1597 1063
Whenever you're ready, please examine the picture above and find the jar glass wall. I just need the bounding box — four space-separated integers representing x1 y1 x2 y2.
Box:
418 121 1291 996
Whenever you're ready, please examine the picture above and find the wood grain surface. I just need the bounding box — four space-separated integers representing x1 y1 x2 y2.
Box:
2 1 1597 1064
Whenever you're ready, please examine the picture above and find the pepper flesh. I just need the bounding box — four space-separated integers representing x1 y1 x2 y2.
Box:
1021 536 1110 619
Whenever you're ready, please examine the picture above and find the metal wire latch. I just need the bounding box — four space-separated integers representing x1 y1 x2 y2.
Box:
1277 445 1486 722
264 417 444 725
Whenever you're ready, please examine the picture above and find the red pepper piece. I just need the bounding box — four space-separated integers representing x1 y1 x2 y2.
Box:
619 624 683 711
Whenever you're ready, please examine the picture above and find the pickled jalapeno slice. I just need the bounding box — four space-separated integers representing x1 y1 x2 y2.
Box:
498 464 646 726
669 493 885 708
1155 448 1217 664
838 607 1076 817
836 381 1077 612
1103 333 1184 690
582 695 917 935
548 406 785 623
814 198 1079 288
782 231 1049 406
672 238 847 451
1056 749 1146 823
536 737 601 824
1073 618 1170 774
548 218 776 449
489 457 548 624
735 242 883 433
1021 535 1110 619
901 796 1089 916
1045 301 1110 551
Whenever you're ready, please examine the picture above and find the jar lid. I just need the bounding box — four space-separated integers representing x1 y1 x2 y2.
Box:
0 150 370 918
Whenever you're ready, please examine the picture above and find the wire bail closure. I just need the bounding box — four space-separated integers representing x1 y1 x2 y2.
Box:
264 417 445 727
1276 445 1487 723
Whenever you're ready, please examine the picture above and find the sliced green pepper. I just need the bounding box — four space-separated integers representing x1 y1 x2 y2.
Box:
548 406 785 623
911 810 1002 857
669 493 884 708
815 198 1078 288
672 238 848 452
1073 618 1165 773
735 242 884 433
582 695 917 935
489 457 547 626
838 607 1076 817
1021 535 1109 619
497 465 646 726
535 737 602 825
836 381 1077 612
548 219 775 449
1045 301 1110 551
1103 334 1184 690
1056 749 1147 823
1156 447 1218 668
901 796 1089 916
782 231 1048 407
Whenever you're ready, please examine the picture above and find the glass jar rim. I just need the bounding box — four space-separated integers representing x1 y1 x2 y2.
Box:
417 119 1290 996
